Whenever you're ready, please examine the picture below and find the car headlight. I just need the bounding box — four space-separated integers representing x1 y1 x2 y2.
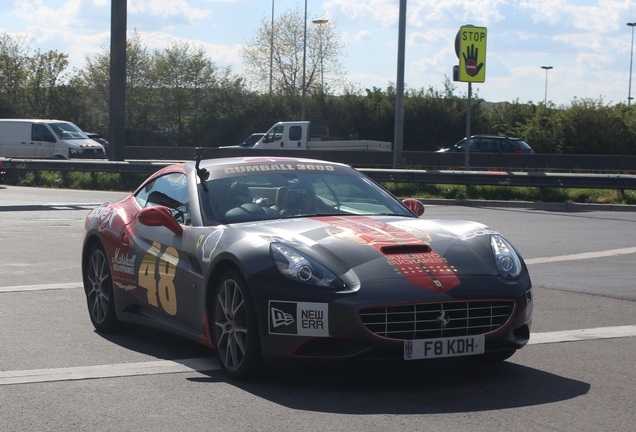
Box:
270 242 345 289
490 234 522 279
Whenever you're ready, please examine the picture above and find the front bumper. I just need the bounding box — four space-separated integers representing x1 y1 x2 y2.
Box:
249 272 533 365
69 149 107 159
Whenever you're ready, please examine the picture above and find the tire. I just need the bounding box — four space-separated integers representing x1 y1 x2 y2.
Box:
464 349 516 363
212 270 262 380
83 242 122 332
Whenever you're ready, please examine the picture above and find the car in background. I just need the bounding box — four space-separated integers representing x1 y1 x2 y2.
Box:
0 119 106 159
438 135 534 154
219 133 265 149
82 156 532 380
238 133 265 148
85 132 109 148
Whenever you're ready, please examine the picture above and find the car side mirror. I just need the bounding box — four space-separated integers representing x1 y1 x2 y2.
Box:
402 198 425 216
138 205 184 235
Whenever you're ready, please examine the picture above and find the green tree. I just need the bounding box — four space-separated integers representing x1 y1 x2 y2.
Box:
152 42 217 146
241 5 345 98
124 32 156 147
0 32 30 116
511 104 562 154
80 31 156 145
25 50 69 118
556 98 629 155
403 79 483 151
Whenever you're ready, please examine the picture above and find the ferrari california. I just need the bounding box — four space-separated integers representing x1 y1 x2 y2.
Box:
82 156 532 380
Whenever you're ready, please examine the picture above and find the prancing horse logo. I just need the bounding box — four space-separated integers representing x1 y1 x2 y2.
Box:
437 311 450 329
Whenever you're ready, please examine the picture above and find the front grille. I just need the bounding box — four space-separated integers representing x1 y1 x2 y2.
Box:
359 300 515 341
82 148 105 155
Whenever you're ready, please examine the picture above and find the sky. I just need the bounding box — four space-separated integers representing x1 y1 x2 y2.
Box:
1 0 636 107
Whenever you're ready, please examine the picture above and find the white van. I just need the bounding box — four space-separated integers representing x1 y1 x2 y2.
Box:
0 119 107 159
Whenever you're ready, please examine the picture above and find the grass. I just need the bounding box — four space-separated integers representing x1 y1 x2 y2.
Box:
382 182 636 205
3 170 635 205
5 170 147 192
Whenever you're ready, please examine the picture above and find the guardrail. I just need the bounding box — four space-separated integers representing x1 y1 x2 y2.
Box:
362 169 636 190
124 146 636 173
2 158 636 190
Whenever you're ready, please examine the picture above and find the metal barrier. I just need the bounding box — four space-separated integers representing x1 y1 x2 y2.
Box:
362 169 636 190
2 158 636 190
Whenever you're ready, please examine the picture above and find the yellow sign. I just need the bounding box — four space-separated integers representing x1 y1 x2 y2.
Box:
458 26 487 83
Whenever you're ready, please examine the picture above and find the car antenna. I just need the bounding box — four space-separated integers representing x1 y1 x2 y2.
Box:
194 148 209 192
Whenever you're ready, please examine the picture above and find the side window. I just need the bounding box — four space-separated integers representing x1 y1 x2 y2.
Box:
135 173 190 225
289 126 302 141
480 139 495 152
32 124 55 142
470 139 482 151
500 140 512 152
265 126 284 143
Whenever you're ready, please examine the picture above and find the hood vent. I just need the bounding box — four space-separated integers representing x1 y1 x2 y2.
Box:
380 245 431 255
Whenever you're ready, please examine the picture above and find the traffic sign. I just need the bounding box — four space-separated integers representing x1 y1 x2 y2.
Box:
457 26 487 83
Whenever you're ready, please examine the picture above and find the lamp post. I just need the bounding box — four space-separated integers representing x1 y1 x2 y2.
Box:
541 66 553 105
627 23 636 106
300 0 307 120
269 0 274 94
312 18 328 92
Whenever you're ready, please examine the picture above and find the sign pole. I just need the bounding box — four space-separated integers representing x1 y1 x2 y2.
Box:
465 82 472 170
454 25 486 171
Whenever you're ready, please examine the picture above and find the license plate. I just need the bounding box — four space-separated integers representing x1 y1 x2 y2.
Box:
404 335 485 360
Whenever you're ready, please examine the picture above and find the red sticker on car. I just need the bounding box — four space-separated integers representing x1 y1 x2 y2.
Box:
317 216 460 293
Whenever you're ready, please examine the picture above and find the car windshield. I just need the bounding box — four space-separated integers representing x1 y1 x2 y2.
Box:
198 168 413 225
48 122 87 139
240 134 264 148
515 140 532 150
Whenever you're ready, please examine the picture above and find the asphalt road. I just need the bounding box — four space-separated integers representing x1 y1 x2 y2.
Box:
1 185 635 432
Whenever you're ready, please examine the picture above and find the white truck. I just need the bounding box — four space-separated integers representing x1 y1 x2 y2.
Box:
250 121 392 152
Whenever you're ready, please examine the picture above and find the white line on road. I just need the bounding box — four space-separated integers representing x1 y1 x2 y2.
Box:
528 325 636 344
1 325 635 386
0 282 81 293
525 246 636 265
0 358 220 386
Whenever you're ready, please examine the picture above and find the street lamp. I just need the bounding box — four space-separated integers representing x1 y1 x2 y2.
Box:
269 0 274 94
312 18 328 92
541 66 553 105
301 0 307 120
627 23 636 106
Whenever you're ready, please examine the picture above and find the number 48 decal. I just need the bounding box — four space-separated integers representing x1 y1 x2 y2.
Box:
138 241 180 315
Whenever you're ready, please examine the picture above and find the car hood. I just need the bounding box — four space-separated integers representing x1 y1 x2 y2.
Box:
225 215 502 291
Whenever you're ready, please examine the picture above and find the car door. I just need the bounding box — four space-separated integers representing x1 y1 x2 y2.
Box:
31 124 56 157
481 138 499 153
262 125 285 148
468 138 483 152
130 172 195 326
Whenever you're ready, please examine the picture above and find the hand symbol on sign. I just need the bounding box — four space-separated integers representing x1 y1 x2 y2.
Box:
463 44 484 77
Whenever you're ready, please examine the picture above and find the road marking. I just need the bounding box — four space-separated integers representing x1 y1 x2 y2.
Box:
0 358 220 386
528 325 636 345
1 325 635 386
0 283 81 293
525 246 636 265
